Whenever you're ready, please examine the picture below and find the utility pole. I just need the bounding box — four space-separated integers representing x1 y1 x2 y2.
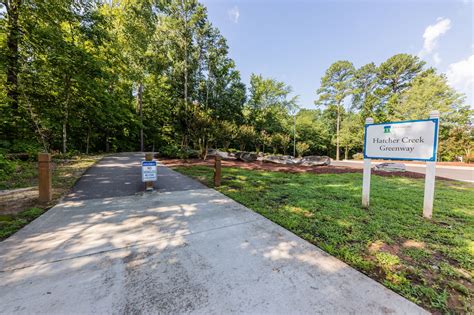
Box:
138 82 144 152
293 114 296 157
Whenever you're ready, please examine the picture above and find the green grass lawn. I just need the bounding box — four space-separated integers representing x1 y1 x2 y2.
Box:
0 155 102 240
174 165 473 313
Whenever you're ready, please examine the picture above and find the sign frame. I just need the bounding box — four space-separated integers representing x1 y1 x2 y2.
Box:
363 118 439 162
141 160 157 182
361 111 441 219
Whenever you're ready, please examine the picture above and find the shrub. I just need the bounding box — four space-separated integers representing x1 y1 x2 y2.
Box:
295 142 310 157
0 154 16 180
159 145 199 159
352 153 364 160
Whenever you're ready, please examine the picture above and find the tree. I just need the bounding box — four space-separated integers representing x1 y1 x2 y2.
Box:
377 54 425 120
439 125 473 162
2 0 21 113
260 130 271 154
395 72 466 121
295 142 309 157
237 125 256 151
216 120 237 151
339 113 364 159
247 74 297 134
295 109 332 156
352 62 379 120
315 60 354 160
271 133 291 155
187 101 214 159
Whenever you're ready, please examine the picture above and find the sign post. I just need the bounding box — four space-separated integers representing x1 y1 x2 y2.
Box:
142 153 157 191
362 117 374 208
38 153 52 203
363 111 440 218
423 111 440 218
214 155 222 187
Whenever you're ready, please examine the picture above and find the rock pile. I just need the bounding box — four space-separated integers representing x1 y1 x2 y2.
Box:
206 149 332 167
374 162 406 172
300 156 331 166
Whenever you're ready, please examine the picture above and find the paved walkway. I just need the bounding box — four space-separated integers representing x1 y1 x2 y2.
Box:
0 153 427 314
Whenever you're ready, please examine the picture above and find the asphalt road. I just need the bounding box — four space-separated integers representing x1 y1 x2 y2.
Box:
331 160 474 183
65 152 205 201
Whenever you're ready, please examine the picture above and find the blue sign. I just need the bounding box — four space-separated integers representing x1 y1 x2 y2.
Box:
141 160 157 182
364 119 439 161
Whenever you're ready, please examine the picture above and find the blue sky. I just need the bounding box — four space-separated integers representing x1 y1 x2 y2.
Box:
201 0 474 109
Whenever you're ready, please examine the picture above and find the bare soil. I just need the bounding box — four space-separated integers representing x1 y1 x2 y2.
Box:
160 158 454 181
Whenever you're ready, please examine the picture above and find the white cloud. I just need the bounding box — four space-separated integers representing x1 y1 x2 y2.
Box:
433 52 441 65
446 55 474 103
419 18 451 56
228 6 240 24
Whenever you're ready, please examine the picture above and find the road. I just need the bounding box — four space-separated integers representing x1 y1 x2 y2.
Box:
0 153 427 314
331 160 474 183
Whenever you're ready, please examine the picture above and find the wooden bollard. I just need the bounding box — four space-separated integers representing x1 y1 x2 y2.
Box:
38 153 52 203
214 155 221 187
145 152 154 191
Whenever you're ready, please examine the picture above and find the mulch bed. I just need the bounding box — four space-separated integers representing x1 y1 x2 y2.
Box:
159 158 452 181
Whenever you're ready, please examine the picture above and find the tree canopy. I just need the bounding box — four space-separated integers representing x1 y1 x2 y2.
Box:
0 1 471 162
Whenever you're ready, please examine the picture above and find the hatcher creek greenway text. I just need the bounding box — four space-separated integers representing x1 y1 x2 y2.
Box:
373 136 425 153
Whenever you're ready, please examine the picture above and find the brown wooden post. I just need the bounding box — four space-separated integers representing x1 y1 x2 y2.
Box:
145 152 154 191
38 153 52 203
214 155 221 187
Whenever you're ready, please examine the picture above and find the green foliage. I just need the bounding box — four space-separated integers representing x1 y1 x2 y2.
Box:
0 0 470 162
295 142 309 157
237 125 256 151
271 133 291 155
0 208 45 240
315 60 355 160
0 153 15 180
316 54 472 160
0 158 37 190
375 252 400 270
0 0 246 157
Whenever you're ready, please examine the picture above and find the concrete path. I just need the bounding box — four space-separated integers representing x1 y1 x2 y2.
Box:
332 160 474 183
0 153 427 314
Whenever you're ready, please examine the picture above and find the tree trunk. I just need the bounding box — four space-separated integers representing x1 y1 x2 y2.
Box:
336 104 341 161
5 0 21 112
183 5 189 148
345 146 348 160
62 121 67 153
105 131 110 152
86 126 90 155
138 82 144 151
62 75 71 154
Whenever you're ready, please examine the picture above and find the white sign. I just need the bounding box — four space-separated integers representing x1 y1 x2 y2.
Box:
364 119 439 161
141 160 157 182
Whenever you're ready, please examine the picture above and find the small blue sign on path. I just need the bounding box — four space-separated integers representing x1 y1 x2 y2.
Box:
141 160 157 182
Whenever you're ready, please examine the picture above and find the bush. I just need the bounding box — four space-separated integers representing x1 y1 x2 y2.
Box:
465 152 474 164
0 154 16 180
296 142 310 157
159 145 199 159
53 150 80 160
352 153 364 160
3 140 43 161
